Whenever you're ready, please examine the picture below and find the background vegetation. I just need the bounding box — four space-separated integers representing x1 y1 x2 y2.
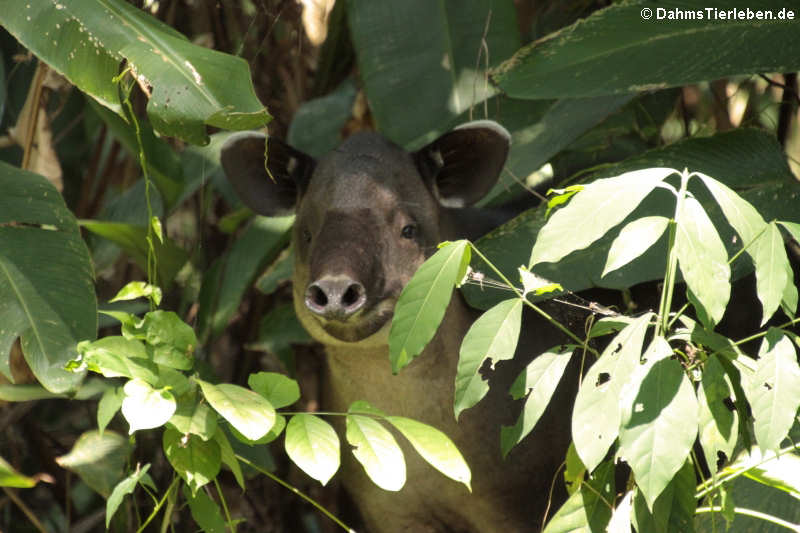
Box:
1 0 800 532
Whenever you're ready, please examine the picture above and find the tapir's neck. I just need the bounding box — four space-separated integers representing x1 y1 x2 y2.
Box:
322 296 476 422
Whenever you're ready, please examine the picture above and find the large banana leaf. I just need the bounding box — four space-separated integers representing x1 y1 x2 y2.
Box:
1 0 269 145
493 0 800 99
347 0 520 146
0 163 96 393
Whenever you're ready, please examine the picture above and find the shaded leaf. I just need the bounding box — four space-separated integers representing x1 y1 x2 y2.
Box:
56 430 131 497
697 355 738 474
632 460 696 533
183 484 226 533
542 459 615 533
106 464 151 528
163 427 221 495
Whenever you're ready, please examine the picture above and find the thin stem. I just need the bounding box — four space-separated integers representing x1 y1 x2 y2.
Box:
468 243 598 356
696 506 800 532
137 476 179 533
235 454 354 532
658 170 689 336
2 487 48 533
214 477 236 533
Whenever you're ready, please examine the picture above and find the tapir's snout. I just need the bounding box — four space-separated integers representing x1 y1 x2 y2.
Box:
305 274 367 321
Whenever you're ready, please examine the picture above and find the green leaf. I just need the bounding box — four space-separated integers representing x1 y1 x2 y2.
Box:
121 378 176 434
385 416 471 491
389 240 470 372
501 346 573 457
747 329 800 454
742 449 800 499
56 430 131 497
696 174 792 325
97 386 123 434
572 313 653 473
163 427 221 495
183 484 227 533
674 195 731 328
347 0 520 146
197 379 275 441
108 281 162 304
285 414 340 486
81 221 188 289
492 0 800 99
1 0 270 144
142 311 196 370
77 336 158 383
543 459 615 533
454 298 523 419
530 168 674 267
288 79 357 158
697 356 738 474
0 163 95 393
618 337 698 510
247 371 301 409
0 384 63 402
169 394 218 441
0 456 36 488
632 460 696 533
346 413 406 491
213 429 245 489
106 464 150 528
603 216 670 277
197 215 293 342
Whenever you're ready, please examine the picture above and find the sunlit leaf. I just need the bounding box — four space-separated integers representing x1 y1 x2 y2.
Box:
542 460 615 533
56 430 131 497
163 427 221 495
454 298 523 419
106 464 151 528
603 216 670 277
346 412 406 491
285 414 340 486
121 378 176 434
697 355 738 474
197 379 275 441
389 240 470 372
248 371 301 409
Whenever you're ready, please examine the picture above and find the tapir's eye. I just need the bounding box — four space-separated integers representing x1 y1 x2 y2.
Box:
401 224 418 239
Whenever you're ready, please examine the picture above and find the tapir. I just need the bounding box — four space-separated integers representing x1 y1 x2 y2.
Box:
221 121 580 533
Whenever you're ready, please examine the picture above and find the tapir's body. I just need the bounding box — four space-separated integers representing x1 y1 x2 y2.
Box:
222 122 578 532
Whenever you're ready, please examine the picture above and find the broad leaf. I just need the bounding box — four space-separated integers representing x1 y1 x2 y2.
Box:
747 329 800 454
121 378 176 434
285 414 340 486
632 460 696 533
0 163 95 393
346 413 406 491
492 0 800 99
542 460 615 533
76 337 158 383
248 371 301 409
572 313 652 473
674 196 730 328
0 456 36 488
386 416 471 490
106 464 151 528
618 337 698 509
183 484 226 533
454 298 523 419
1 0 270 144
97 386 123 434
163 427 221 494
741 448 800 499
141 311 196 370
697 356 738 474
56 430 131 497
197 380 275 441
347 0 519 146
603 216 670 277
697 174 793 325
530 168 674 267
501 346 573 457
389 240 470 372
169 394 218 441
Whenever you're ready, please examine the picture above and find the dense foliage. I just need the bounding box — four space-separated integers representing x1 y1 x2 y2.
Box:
1 0 800 532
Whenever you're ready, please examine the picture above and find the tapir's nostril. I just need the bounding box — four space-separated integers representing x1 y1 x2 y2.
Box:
305 276 366 320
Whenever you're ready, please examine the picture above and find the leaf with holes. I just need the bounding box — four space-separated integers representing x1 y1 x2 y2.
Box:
618 337 698 510
501 346 573 457
454 298 523 420
572 313 653 473
697 355 738 474
747 328 800 454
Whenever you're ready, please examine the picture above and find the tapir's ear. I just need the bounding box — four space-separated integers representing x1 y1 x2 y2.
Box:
414 120 510 208
220 131 315 216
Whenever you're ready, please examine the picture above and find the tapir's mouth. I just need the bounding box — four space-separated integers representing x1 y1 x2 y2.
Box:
313 299 396 343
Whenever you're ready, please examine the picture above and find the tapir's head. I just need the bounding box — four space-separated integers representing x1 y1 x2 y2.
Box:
221 121 510 345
